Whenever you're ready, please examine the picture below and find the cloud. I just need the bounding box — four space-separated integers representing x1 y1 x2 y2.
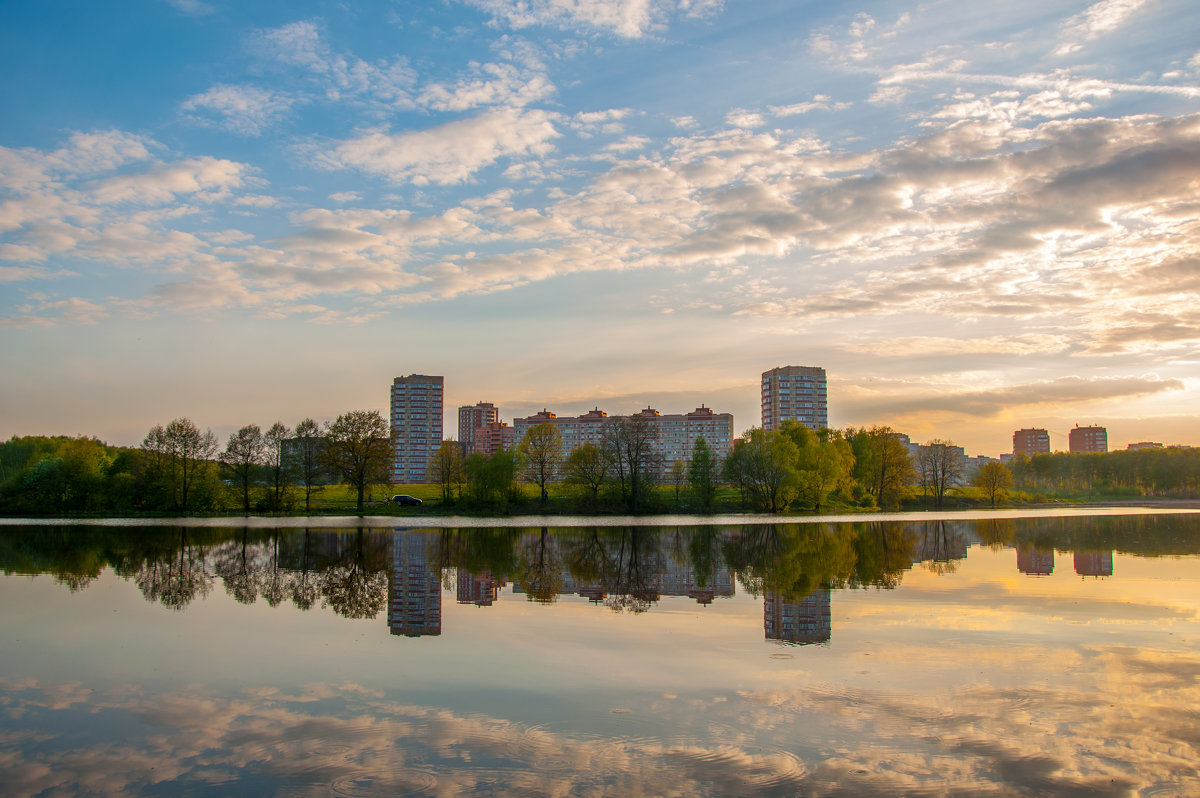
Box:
416 61 555 111
459 0 722 39
88 157 250 205
181 85 297 136
318 107 561 185
838 376 1185 420
165 0 214 15
1055 0 1155 56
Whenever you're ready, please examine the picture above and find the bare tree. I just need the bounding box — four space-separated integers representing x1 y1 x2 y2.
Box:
602 414 660 511
323 410 392 512
222 424 265 513
263 422 292 512
294 417 323 513
917 440 965 509
142 418 218 510
519 422 563 504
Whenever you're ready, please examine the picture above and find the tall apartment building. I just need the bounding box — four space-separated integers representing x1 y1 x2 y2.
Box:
473 421 516 456
761 366 828 431
458 402 498 454
1068 425 1108 453
511 405 734 473
1012 428 1050 457
390 374 443 484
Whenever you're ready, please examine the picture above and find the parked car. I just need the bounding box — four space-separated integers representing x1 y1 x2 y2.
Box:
391 494 423 507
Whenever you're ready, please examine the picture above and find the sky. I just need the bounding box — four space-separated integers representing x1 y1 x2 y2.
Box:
1 0 1198 457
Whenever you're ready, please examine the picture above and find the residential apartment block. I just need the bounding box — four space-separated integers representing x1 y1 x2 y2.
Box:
390 374 443 484
761 366 828 431
511 405 734 474
1012 428 1050 457
473 421 516 456
458 401 498 454
1069 426 1108 453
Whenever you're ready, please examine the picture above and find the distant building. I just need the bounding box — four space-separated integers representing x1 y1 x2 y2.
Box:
1126 441 1164 451
511 405 734 475
474 421 516 456
764 589 831 644
1013 428 1050 457
1069 426 1108 453
458 402 498 454
391 374 444 484
761 366 828 431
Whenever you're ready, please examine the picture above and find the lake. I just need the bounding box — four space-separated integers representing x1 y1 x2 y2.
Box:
2 510 1199 795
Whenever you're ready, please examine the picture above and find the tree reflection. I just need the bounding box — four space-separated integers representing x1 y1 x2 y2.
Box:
319 528 387 619
518 528 563 603
132 529 213 610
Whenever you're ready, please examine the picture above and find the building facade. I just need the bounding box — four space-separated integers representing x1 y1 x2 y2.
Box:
1069 425 1108 453
390 374 444 484
511 405 734 475
761 366 828 431
1012 428 1050 457
473 421 517 456
458 402 498 454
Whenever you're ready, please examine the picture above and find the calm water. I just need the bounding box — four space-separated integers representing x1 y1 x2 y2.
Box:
2 513 1199 796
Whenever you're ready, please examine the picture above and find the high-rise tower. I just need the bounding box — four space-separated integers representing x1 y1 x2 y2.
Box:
761 366 828 431
390 374 443 484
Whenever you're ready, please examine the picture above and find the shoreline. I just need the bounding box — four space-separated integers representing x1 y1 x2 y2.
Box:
2 503 1198 528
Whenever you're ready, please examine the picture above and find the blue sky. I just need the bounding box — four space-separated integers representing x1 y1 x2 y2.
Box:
2 0 1198 456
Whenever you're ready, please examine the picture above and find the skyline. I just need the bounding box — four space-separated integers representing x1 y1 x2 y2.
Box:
3 0 1199 458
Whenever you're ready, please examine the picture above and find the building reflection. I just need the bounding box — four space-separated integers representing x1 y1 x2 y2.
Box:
1074 551 1114 578
457 570 505 606
764 589 831 645
1017 547 1055 576
388 531 442 637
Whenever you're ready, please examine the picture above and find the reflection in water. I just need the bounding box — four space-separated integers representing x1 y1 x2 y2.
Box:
2 513 1200 795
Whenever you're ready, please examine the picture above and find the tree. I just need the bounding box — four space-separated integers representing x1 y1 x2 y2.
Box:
322 410 391 512
142 418 218 511
667 460 687 507
263 422 292 512
846 426 914 509
519 422 563 504
974 461 1014 508
294 418 323 513
562 443 608 502
428 440 466 503
464 448 521 509
221 425 265 513
723 428 800 513
917 440 965 509
688 437 719 510
602 414 660 511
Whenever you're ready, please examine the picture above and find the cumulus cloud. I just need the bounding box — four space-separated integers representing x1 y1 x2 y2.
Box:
318 107 561 185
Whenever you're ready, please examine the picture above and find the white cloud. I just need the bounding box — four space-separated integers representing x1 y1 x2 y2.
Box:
88 157 250 205
165 0 214 15
319 108 561 185
416 61 555 111
181 85 297 136
1055 0 1154 56
460 0 721 39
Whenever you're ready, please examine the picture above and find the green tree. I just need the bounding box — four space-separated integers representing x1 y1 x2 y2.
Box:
723 427 800 513
142 418 218 511
562 443 609 502
519 422 563 504
464 448 521 509
323 410 392 512
667 459 687 507
221 424 265 513
846 426 914 509
428 440 466 503
687 437 719 511
974 461 1014 507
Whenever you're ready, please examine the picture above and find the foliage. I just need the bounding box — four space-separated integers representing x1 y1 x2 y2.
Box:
601 414 660 511
464 448 522 510
519 423 563 504
221 424 265 513
845 426 914 509
562 443 609 503
322 410 391 512
973 462 1014 507
687 437 719 510
428 440 466 504
916 440 965 509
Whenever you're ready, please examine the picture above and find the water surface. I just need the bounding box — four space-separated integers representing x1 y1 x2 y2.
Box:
2 513 1199 795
